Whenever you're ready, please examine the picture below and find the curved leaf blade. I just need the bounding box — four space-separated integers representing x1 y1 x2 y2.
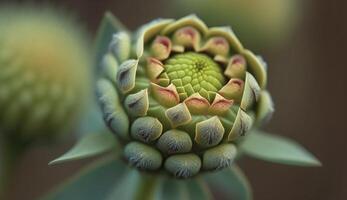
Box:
152 176 213 200
49 132 117 165
43 157 127 200
153 177 189 200
94 11 128 66
185 178 213 200
204 165 252 200
106 170 165 200
105 169 142 200
240 130 321 166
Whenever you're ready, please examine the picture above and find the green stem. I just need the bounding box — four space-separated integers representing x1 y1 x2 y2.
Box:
135 173 160 200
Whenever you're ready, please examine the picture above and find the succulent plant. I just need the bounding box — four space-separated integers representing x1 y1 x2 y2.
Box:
48 13 320 200
96 14 271 178
0 5 92 142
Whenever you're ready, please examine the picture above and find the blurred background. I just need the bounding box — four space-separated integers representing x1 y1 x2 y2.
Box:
0 0 346 199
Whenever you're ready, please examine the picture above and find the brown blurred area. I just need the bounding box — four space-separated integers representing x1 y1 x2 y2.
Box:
1 0 346 199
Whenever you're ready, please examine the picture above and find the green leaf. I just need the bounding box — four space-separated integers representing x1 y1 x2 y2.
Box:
43 157 128 200
185 178 213 200
49 132 117 165
152 177 212 200
105 169 143 200
153 177 189 200
240 130 321 166
106 169 166 200
94 11 128 67
204 165 252 200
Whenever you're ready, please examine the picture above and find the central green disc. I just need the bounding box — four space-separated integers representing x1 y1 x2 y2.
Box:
164 52 226 100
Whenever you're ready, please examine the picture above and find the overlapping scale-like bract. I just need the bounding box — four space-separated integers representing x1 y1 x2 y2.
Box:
97 15 274 178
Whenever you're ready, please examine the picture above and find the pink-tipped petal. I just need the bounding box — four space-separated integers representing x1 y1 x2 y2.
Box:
150 83 180 107
224 55 247 79
184 93 210 114
218 78 244 103
209 93 234 115
172 26 201 51
200 36 229 58
150 36 172 60
146 57 164 80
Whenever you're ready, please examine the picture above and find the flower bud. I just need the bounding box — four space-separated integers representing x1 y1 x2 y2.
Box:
0 5 92 142
98 15 272 178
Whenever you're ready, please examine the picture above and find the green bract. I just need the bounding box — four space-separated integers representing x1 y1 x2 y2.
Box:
97 15 273 178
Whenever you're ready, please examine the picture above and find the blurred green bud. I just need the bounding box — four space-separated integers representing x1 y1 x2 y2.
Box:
97 15 274 178
169 0 301 49
0 5 92 142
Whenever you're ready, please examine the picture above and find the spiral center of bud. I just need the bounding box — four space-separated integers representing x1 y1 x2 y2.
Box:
164 52 226 100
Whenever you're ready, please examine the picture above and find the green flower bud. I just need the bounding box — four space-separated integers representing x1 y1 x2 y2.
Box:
0 5 92 142
97 15 273 178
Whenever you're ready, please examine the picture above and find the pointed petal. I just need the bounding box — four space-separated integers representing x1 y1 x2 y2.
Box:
116 59 138 94
172 26 201 51
165 103 192 128
207 26 244 53
157 129 192 155
146 58 164 81
224 55 246 79
202 144 237 171
150 36 172 60
195 116 225 148
100 53 119 84
150 83 180 107
209 93 234 115
109 31 131 63
96 79 129 140
184 93 210 114
240 72 261 110
161 14 208 35
242 50 267 89
124 89 149 117
218 78 244 102
255 90 274 126
136 18 174 58
228 108 253 141
199 36 229 58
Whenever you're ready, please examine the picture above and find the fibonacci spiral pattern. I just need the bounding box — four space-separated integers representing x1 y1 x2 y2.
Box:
97 15 274 178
